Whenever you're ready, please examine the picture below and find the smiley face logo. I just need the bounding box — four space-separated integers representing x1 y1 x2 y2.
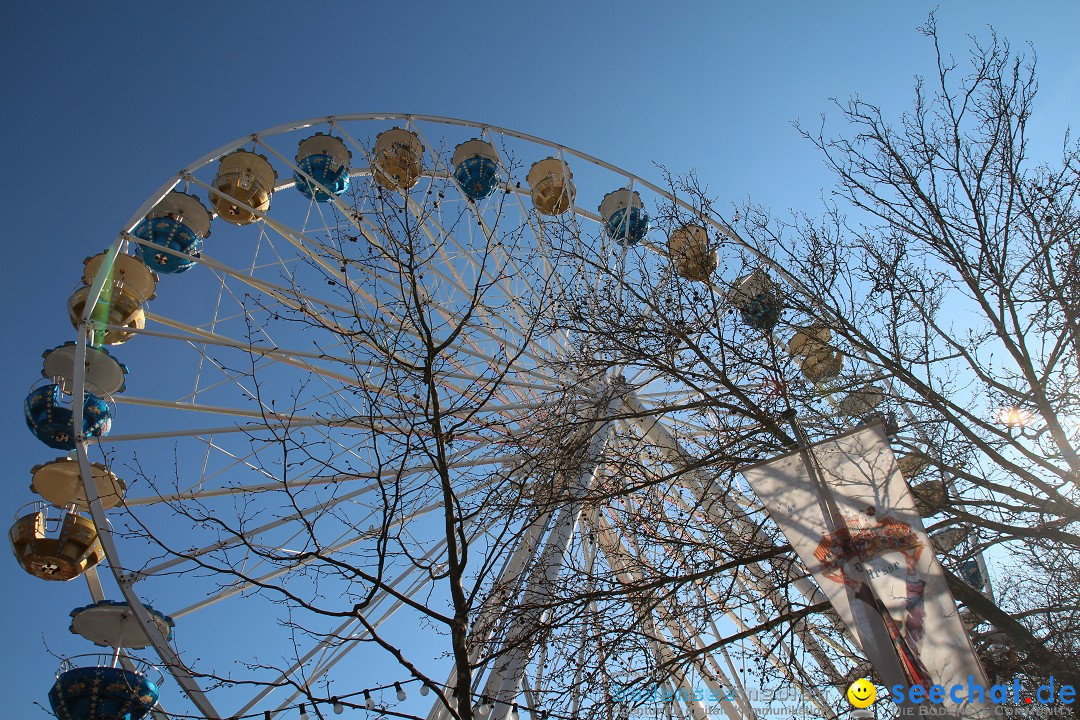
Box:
847 678 877 708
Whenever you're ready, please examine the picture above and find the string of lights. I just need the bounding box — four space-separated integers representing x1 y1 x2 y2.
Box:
139 675 577 720
215 673 840 720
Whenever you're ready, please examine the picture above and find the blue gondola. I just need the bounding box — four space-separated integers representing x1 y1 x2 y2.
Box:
599 188 650 245
730 271 783 331
133 217 200 274
25 384 112 450
133 192 212 274
958 559 984 589
49 660 159 720
295 133 351 202
739 292 783 331
452 139 500 201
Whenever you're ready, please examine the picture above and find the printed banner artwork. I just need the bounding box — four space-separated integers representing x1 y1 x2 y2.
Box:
740 424 992 718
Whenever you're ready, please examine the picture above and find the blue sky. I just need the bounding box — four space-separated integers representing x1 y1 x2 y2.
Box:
2 2 1078 717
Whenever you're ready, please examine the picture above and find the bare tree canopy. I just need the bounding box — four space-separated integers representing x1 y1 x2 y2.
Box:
734 14 1080 700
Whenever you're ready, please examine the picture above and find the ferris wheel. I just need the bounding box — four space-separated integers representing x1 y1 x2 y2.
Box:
14 115 907 720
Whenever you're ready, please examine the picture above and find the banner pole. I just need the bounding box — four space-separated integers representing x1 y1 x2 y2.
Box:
780 409 846 533
779 411 933 690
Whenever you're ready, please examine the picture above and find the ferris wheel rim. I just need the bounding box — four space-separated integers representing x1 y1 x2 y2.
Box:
54 113 864 720
116 113 762 270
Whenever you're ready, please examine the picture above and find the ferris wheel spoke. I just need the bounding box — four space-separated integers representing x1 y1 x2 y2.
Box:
123 318 397 390
324 240 567 386
614 394 852 692
254 134 365 234
674 616 754 718
354 188 562 381
410 124 561 343
199 455 460 586
166 470 499 622
137 439 276 505
168 525 414 619
480 132 573 305
121 424 370 509
325 126 481 308
127 232 356 322
142 315 450 417
598 507 820 720
722 576 836 715
166 332 293 418
183 172 373 304
632 381 763 402
137 439 520 541
696 522 848 695
262 516 502 718
477 391 620 715
588 516 721 720
151 389 404 506
233 615 362 716
118 330 555 437
97 415 534 444
401 204 554 369
130 232 388 363
164 236 561 389
113 394 327 422
695 573 813 715
129 474 388 580
185 375 380 427
131 447 516 581
426 510 560 720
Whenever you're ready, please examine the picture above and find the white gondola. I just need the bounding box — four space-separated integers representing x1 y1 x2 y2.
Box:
667 224 716 281
372 127 424 191
527 157 575 215
209 150 277 225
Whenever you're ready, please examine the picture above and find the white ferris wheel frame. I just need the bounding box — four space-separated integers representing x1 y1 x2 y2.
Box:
64 113 886 720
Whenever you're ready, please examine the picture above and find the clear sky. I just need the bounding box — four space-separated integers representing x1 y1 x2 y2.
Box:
2 2 1077 717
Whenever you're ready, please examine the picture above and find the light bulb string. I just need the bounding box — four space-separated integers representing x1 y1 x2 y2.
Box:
155 675 565 720
124 669 851 720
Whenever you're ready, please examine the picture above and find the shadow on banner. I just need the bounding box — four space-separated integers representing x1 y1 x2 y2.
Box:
740 424 992 718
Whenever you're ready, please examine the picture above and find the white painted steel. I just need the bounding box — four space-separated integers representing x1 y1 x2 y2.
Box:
57 114 873 720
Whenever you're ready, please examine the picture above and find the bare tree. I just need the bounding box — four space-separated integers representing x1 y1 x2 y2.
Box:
728 14 1080 698
511 16 1080 716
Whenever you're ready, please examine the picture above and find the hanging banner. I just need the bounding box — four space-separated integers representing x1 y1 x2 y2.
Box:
741 424 991 718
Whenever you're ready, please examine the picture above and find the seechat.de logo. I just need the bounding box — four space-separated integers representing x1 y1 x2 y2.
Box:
889 676 1075 707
